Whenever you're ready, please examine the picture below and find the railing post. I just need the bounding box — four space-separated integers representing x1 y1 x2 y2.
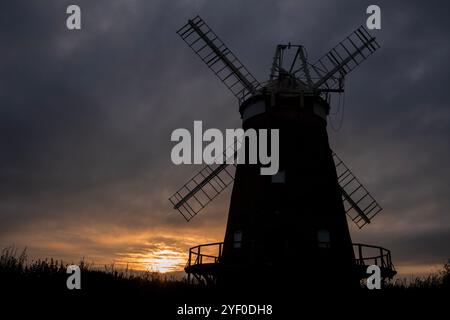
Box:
358 244 363 265
188 249 192 267
198 246 201 264
380 247 384 267
387 251 392 269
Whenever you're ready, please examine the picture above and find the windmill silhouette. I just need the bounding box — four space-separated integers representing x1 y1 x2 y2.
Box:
170 15 396 287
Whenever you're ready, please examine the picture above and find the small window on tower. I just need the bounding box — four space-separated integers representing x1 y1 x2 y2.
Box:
271 170 285 183
233 230 243 248
317 229 330 248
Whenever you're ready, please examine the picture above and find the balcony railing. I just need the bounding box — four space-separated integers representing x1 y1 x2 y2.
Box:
186 242 395 273
353 243 394 270
187 242 223 269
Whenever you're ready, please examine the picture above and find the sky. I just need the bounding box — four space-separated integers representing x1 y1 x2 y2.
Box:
0 0 449 277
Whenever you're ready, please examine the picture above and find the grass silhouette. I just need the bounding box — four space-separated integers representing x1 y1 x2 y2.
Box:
1 246 449 294
0 246 192 296
1 245 448 319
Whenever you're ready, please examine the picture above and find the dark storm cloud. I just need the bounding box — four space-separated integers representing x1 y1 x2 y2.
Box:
0 0 449 273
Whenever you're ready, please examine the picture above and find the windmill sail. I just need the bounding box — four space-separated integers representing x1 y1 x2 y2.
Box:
177 15 261 103
332 152 382 228
169 142 241 221
295 25 380 91
169 162 236 221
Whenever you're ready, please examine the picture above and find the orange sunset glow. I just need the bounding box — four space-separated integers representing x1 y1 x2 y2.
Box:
0 219 227 274
1 218 442 278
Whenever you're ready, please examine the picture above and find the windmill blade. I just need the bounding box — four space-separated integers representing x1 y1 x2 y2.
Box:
169 139 243 221
177 15 261 103
296 25 380 91
169 162 236 222
332 151 382 228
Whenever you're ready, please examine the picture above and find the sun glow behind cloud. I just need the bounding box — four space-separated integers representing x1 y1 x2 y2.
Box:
1 223 224 274
143 249 186 273
110 229 224 273
115 247 188 273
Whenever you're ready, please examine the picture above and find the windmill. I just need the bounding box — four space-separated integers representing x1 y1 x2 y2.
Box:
170 15 396 287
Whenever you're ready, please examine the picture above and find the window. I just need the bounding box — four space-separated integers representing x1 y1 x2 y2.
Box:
233 230 243 248
271 170 285 183
317 229 330 248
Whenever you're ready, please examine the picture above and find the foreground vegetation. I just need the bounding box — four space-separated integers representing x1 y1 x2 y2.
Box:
1 246 448 293
0 246 188 295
